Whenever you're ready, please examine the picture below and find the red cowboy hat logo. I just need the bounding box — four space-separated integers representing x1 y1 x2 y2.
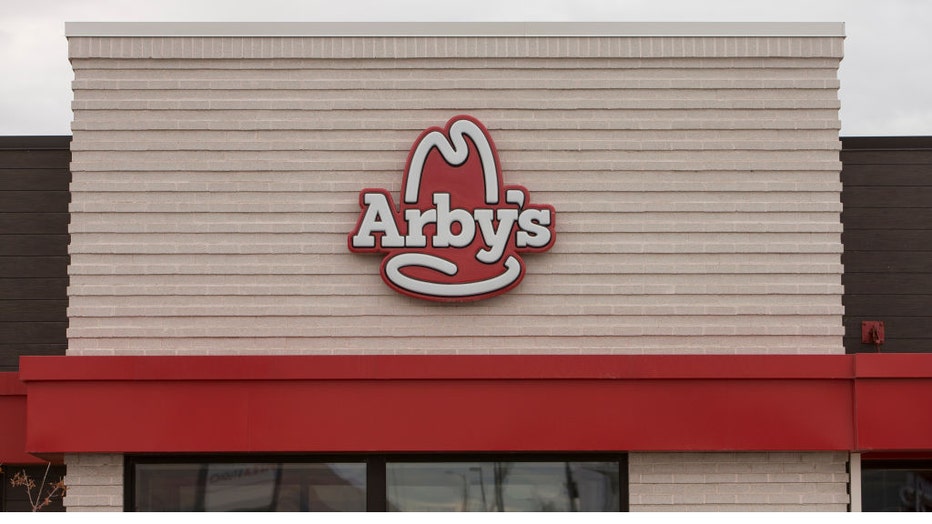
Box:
348 115 555 302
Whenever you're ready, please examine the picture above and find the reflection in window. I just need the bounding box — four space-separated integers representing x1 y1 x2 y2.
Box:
387 461 619 512
133 462 366 511
863 467 932 512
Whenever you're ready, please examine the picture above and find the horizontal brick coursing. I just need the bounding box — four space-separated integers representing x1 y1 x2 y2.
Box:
67 34 844 356
63 454 123 511
629 452 849 511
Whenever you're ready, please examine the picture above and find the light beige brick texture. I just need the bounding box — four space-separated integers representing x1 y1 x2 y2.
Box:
62 25 848 513
63 454 124 511
66 30 844 357
629 452 850 511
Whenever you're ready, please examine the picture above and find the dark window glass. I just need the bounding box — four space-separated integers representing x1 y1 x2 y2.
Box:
386 461 619 512
862 463 932 512
128 454 626 512
1 465 66 512
133 462 366 511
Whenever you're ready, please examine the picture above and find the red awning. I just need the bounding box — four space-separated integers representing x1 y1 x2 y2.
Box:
3 353 931 457
0 373 50 464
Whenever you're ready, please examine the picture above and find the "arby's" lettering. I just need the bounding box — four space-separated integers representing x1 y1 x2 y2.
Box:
351 191 552 258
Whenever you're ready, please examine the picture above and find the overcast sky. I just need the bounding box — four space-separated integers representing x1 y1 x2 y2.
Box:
2 0 930 136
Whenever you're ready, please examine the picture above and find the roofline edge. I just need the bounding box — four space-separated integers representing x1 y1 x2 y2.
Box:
64 21 846 38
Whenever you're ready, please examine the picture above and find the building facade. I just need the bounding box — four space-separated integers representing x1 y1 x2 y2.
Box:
0 22 930 512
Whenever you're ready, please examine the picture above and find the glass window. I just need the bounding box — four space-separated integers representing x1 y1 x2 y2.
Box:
862 463 932 512
128 454 625 512
133 462 366 511
386 461 620 512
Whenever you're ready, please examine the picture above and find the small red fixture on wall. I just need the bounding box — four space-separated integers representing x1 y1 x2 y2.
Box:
861 321 885 350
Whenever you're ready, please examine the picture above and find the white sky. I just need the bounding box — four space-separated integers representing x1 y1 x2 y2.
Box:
1 0 930 136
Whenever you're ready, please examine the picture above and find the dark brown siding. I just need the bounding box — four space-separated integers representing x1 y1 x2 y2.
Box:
841 137 932 353
0 137 70 370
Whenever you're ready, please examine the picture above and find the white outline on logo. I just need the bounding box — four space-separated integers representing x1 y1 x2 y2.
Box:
349 116 555 302
387 118 521 298
385 253 522 298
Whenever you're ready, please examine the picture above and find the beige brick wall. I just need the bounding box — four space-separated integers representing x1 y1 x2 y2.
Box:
62 454 123 511
62 25 847 512
66 29 844 357
629 452 850 511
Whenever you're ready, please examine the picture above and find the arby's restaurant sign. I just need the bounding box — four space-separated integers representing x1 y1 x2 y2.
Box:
348 116 555 302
